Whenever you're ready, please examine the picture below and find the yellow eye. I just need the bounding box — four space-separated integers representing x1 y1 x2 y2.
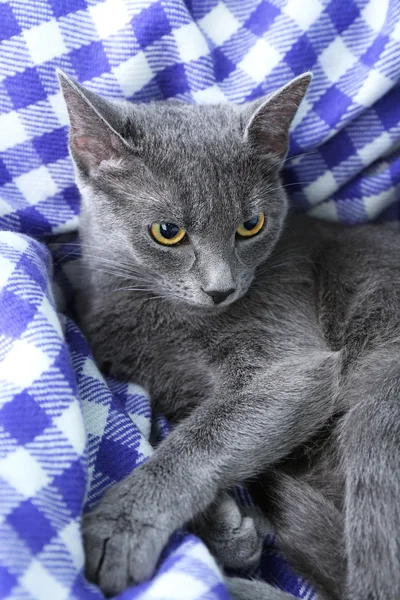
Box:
236 212 265 237
150 222 186 246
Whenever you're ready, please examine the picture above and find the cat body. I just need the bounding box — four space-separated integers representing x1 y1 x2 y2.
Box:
80 214 400 420
59 70 400 600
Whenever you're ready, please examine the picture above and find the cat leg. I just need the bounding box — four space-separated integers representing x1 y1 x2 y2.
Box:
339 350 400 600
83 350 339 596
190 491 267 570
250 470 344 600
226 577 299 600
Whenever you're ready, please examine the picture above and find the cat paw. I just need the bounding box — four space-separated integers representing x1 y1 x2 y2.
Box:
82 473 170 597
197 494 263 570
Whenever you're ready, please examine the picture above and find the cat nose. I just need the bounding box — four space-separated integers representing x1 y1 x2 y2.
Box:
203 288 235 305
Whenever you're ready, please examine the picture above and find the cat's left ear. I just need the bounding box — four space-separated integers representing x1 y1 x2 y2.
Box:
57 69 134 176
243 73 312 163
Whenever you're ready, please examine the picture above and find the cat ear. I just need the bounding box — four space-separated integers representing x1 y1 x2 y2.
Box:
243 73 312 162
57 69 132 175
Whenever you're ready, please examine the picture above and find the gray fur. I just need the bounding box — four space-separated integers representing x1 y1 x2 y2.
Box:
226 577 299 600
190 492 266 570
59 69 400 600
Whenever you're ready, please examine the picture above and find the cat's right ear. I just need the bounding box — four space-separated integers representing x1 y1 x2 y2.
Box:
242 73 312 164
57 69 133 176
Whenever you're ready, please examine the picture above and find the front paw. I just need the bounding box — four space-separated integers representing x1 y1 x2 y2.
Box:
83 476 170 597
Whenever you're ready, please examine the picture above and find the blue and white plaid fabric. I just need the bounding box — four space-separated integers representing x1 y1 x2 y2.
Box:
0 1 400 599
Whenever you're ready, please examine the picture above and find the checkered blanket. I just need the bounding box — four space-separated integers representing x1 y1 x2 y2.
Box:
1 1 400 599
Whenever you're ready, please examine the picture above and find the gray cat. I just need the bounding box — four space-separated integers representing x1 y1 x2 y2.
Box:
58 69 400 600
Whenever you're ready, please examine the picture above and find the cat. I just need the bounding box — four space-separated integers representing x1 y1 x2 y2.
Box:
58 69 400 600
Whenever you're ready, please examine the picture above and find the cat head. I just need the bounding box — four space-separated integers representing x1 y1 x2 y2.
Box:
59 70 311 310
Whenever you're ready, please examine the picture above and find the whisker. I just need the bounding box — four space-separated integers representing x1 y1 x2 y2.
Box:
265 181 313 196
55 242 142 271
283 149 318 164
281 181 313 188
112 286 159 293
73 264 141 282
59 250 158 284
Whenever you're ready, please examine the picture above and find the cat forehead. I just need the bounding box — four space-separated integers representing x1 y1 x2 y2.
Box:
127 103 253 184
120 101 243 155
115 104 269 223
129 101 240 131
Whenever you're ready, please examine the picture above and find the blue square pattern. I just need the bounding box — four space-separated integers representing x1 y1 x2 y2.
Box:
0 4 21 43
1 140 43 180
284 33 318 73
375 85 400 131
4 68 47 110
53 459 86 518
359 34 389 67
8 0 54 28
244 0 280 37
16 206 53 236
70 41 110 82
212 47 236 82
0 158 12 185
0 289 38 340
326 0 360 34
319 128 356 169
0 389 50 448
156 62 190 96
0 565 16 598
33 127 69 165
132 2 172 48
48 0 87 18
314 85 353 128
1 2 400 600
7 500 55 554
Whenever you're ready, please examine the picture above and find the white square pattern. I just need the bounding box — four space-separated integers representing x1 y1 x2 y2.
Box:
192 85 228 104
0 232 29 288
358 131 392 166
305 170 337 204
21 560 69 600
0 256 16 291
54 400 86 455
24 20 67 65
89 0 130 39
0 447 50 498
59 521 85 570
310 199 338 221
393 18 400 41
48 91 69 127
354 69 393 108
365 188 395 220
114 52 154 97
146 571 209 600
239 38 281 84
0 111 28 152
38 295 63 338
285 0 322 30
319 37 357 83
361 0 389 34
0 339 52 388
174 22 210 63
199 2 240 45
15 165 58 205
291 98 312 130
